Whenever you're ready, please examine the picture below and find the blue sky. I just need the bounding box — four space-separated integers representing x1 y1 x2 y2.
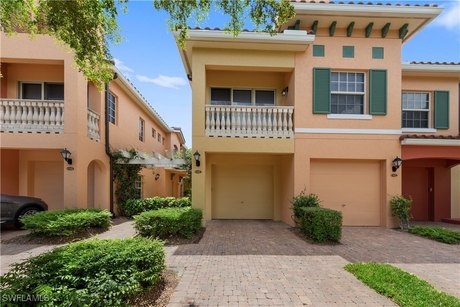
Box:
109 0 460 145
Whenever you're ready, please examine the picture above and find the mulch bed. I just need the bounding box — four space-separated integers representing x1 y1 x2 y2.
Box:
163 227 206 246
129 270 179 307
1 227 109 245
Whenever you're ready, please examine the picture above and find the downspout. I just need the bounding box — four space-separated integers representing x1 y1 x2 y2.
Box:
104 81 114 215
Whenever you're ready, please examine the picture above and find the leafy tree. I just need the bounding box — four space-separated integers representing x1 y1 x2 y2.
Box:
0 0 295 87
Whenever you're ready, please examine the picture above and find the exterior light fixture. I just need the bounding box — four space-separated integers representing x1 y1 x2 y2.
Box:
60 148 73 165
155 173 160 181
193 150 201 167
281 87 289 96
392 156 403 172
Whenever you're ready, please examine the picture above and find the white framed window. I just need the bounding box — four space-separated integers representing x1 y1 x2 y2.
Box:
19 82 64 100
330 72 365 114
139 117 145 142
107 91 117 124
134 176 143 199
210 88 276 106
402 92 430 129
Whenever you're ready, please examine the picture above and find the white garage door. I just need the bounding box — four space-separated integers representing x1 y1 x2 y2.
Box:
212 164 273 219
311 159 381 226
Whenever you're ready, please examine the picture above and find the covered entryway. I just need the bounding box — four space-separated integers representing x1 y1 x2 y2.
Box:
212 164 274 219
310 159 382 226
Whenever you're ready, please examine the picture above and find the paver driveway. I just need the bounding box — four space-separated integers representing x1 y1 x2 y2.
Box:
166 220 459 306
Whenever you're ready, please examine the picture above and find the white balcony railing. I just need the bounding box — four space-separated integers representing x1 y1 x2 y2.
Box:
205 105 294 138
0 99 64 133
87 109 100 141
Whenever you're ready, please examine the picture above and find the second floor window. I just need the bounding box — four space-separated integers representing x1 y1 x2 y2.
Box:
158 133 161 143
139 117 145 142
402 92 429 129
20 82 64 100
107 92 116 124
152 128 156 138
330 72 365 114
210 88 275 106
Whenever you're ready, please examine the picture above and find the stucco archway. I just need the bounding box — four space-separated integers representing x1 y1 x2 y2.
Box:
87 159 107 209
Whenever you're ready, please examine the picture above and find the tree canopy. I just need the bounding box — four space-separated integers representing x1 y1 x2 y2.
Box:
0 0 295 88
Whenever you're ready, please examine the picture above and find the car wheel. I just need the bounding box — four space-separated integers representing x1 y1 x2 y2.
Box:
14 207 42 229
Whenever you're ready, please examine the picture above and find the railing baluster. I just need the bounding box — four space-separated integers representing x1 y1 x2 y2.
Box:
205 106 210 135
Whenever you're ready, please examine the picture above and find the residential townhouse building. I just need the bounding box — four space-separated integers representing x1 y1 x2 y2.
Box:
0 32 186 213
177 1 460 227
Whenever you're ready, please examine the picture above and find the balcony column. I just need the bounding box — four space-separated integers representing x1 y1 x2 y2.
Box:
63 58 87 135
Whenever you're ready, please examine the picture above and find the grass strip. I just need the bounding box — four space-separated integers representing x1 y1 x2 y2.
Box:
345 263 460 307
408 226 460 244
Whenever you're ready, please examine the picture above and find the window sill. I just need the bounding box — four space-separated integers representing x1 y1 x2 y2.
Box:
327 114 373 120
401 128 437 133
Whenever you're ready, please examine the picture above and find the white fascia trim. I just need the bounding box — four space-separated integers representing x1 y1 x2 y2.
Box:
182 30 315 45
401 139 460 146
114 67 173 133
327 114 373 120
295 128 402 135
402 128 437 133
402 63 460 73
292 3 442 17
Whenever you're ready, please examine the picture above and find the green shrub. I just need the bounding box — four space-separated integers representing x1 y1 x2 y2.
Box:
409 226 460 244
134 207 202 239
345 263 460 307
121 197 191 218
291 191 321 222
390 195 412 230
299 207 342 242
0 238 165 306
20 209 112 236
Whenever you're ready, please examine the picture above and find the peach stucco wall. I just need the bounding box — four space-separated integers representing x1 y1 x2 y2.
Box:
452 165 460 219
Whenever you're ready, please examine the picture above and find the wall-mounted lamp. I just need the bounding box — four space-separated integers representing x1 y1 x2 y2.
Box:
392 156 403 172
193 150 201 167
155 173 160 181
281 87 289 96
60 148 73 165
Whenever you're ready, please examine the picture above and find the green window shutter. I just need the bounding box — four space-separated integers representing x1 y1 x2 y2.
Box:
369 69 387 115
372 47 384 59
343 46 354 58
313 45 325 57
434 91 449 129
313 68 331 114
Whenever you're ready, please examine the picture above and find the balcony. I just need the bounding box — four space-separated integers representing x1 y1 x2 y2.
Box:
205 105 294 138
0 99 64 133
87 109 101 141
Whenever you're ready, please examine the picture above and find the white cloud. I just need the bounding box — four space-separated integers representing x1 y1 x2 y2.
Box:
113 58 134 73
433 1 460 30
136 74 187 89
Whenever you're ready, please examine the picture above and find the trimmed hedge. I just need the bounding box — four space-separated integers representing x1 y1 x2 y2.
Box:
120 197 191 218
134 207 202 239
291 192 321 222
20 209 112 236
299 207 342 242
0 238 165 306
409 226 460 244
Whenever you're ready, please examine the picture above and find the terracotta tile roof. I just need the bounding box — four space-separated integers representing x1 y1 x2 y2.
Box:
290 0 438 7
409 61 460 65
400 134 460 141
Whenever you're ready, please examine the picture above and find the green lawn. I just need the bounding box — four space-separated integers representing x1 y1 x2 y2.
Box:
345 263 460 307
408 226 460 244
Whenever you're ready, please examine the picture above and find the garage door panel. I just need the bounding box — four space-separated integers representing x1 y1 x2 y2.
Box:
311 160 381 226
212 164 273 219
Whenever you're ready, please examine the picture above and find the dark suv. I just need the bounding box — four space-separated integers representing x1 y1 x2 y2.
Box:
0 194 48 228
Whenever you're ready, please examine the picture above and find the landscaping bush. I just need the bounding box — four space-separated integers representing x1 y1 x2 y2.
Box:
0 238 165 306
390 195 412 230
134 207 202 239
20 209 112 236
291 191 321 222
299 207 342 242
120 197 191 218
408 226 460 244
